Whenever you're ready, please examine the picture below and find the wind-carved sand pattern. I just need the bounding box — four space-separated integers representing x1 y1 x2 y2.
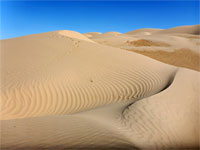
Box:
1 31 176 120
1 25 199 149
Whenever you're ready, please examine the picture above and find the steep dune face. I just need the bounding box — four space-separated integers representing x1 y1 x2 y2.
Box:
120 68 199 148
155 25 200 35
1 31 176 120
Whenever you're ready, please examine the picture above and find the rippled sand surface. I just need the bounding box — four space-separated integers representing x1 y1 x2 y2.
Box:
1 25 199 149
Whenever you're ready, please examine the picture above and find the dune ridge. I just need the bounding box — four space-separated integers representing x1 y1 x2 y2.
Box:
85 25 199 71
155 25 200 35
58 30 95 43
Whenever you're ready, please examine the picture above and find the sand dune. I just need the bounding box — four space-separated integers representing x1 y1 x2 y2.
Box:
83 32 102 38
103 31 122 36
126 28 163 35
0 27 199 149
129 48 200 71
1 30 176 120
58 30 96 43
155 25 200 35
120 68 199 148
1 68 199 149
85 25 199 71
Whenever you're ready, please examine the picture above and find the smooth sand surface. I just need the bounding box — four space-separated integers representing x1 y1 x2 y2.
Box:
0 25 199 149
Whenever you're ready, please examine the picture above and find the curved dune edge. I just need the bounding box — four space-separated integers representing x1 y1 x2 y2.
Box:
119 68 199 148
1 31 177 120
58 30 96 43
1 68 199 149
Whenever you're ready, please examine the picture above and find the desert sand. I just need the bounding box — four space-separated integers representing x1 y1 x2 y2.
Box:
155 24 200 35
83 32 102 38
125 28 163 35
0 25 199 149
88 25 200 71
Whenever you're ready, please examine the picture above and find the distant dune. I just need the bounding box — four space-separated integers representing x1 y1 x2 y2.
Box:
124 25 200 35
1 26 199 149
156 25 200 35
103 31 122 36
85 25 199 71
129 48 200 71
83 32 102 37
125 28 163 35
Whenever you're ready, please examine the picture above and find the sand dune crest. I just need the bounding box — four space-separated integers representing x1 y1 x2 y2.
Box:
58 30 95 43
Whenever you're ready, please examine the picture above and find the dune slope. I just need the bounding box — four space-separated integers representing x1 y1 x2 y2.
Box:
86 26 199 71
1 69 199 149
129 48 200 71
0 29 199 149
120 68 199 148
1 30 176 120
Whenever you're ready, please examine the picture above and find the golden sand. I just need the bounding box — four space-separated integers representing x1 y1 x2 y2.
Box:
128 48 200 71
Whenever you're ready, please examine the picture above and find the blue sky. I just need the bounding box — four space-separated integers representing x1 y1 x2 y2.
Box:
0 1 199 39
